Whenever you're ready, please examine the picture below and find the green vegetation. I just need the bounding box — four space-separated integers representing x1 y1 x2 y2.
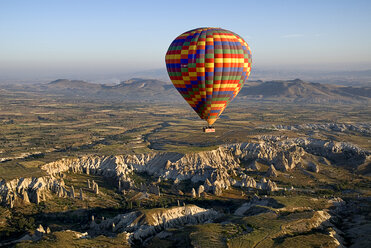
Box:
17 231 130 248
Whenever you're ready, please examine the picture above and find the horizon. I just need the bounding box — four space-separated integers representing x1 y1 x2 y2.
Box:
1 0 371 82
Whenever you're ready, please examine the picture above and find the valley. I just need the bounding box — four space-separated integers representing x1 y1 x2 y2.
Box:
0 80 370 247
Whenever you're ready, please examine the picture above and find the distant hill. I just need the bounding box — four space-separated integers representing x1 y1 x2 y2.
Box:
35 78 180 102
43 79 102 91
110 78 176 101
113 78 172 91
2 78 370 103
239 79 371 103
48 79 98 87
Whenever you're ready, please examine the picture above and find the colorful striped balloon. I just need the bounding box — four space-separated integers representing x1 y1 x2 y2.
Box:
165 27 252 126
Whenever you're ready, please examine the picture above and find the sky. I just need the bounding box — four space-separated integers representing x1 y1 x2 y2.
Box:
0 0 371 81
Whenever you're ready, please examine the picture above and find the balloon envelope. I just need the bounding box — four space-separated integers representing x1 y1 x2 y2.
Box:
165 27 252 126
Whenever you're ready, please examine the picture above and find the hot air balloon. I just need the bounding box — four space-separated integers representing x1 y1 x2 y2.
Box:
165 27 252 132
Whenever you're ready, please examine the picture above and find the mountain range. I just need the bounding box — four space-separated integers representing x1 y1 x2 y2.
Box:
2 78 370 103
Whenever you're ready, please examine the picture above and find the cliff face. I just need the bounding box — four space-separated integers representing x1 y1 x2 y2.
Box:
228 136 368 171
164 147 238 182
41 136 368 181
41 148 237 182
40 146 275 193
229 142 305 171
0 176 65 206
289 137 368 165
1 136 369 207
272 123 371 136
89 205 219 244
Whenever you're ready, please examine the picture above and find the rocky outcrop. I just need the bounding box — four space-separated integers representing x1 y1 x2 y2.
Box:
191 188 196 198
307 162 320 173
257 178 278 192
39 147 241 196
228 136 369 171
266 164 278 177
0 151 45 164
0 177 65 206
197 185 204 197
1 136 363 206
228 140 305 172
20 188 30 204
328 197 370 248
42 147 238 182
203 178 212 192
247 160 260 170
43 137 367 180
89 205 219 244
273 146 305 171
235 175 257 188
92 181 99 194
234 195 283 216
271 123 371 136
41 148 238 188
290 137 368 165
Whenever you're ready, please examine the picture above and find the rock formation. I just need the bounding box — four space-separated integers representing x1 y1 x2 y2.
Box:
247 160 260 170
93 182 99 195
271 123 371 136
213 182 223 196
307 162 320 173
234 195 281 216
38 136 368 193
70 186 75 198
89 204 219 244
40 147 238 186
35 224 45 236
191 188 196 198
197 185 204 197
236 175 256 188
256 178 278 192
266 164 278 177
203 179 212 192
2 136 368 206
20 188 30 204
228 140 305 172
228 136 368 171
0 176 66 206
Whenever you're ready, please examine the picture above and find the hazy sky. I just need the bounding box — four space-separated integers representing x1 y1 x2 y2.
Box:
1 0 371 80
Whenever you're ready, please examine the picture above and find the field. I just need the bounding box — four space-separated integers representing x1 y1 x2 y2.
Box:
1 89 370 180
1 89 370 247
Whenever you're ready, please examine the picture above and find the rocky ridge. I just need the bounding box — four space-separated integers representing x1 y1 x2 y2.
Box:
270 123 371 136
89 205 219 244
0 176 66 207
228 136 369 170
234 196 346 247
1 136 369 207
